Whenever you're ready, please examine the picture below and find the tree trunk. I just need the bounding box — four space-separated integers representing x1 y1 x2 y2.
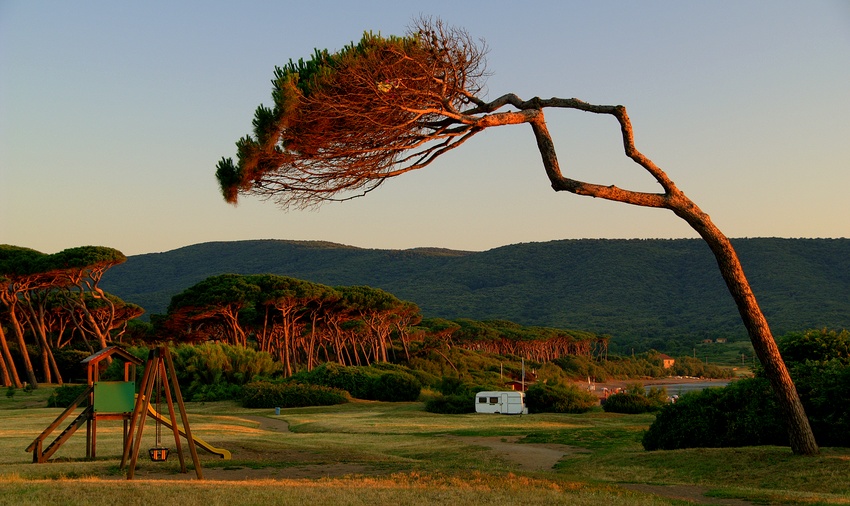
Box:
0 324 22 388
672 202 820 455
8 309 38 387
524 105 819 455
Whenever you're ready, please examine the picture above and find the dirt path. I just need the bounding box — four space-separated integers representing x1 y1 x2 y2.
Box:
239 414 291 432
131 414 754 504
447 435 588 471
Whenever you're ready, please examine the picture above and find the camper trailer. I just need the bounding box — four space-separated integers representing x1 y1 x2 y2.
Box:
475 391 528 415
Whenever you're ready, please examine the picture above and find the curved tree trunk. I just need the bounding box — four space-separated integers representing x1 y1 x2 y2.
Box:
522 103 819 455
670 199 819 455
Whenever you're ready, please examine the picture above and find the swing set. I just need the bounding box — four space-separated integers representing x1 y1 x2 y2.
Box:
27 345 230 480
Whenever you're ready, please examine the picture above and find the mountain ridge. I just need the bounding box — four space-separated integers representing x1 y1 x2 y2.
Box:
100 238 850 350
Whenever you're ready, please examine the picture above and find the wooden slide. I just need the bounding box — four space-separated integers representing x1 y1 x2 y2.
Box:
145 404 231 460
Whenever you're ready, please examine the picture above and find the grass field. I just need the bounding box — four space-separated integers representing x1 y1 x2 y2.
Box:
1 386 848 505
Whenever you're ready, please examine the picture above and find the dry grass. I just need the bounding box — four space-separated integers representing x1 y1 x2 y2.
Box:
2 389 849 505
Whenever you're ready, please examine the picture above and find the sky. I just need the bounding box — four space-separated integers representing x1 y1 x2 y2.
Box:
1 1 849 256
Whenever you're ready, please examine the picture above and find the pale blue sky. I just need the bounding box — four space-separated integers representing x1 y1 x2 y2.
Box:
2 1 848 256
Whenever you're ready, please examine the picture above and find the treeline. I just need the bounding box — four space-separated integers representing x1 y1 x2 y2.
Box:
3 241 752 394
0 245 142 387
418 318 608 363
154 274 608 377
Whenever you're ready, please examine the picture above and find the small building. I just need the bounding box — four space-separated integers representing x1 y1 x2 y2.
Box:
475 391 528 415
659 354 675 369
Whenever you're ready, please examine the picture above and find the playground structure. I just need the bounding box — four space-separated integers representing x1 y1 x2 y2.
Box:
26 345 230 480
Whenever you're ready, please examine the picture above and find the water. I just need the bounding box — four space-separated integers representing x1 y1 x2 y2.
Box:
649 381 730 396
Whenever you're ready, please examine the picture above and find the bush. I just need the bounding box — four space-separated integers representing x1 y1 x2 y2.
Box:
189 382 244 403
374 371 421 402
602 383 667 414
434 376 469 396
790 359 850 446
602 393 654 414
291 363 422 402
291 363 375 399
643 329 850 451
525 382 597 414
642 377 786 450
421 375 507 415
424 393 475 414
241 381 349 408
171 343 280 401
47 384 90 408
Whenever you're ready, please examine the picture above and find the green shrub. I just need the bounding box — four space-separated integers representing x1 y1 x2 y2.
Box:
241 381 349 408
525 382 597 414
790 359 850 446
603 383 667 414
291 363 422 402
642 377 786 450
291 363 376 399
189 382 244 403
434 376 471 396
374 371 421 402
171 343 280 401
47 384 90 408
602 393 654 414
424 393 475 414
642 329 850 451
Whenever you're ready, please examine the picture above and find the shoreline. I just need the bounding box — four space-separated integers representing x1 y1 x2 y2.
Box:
572 376 735 399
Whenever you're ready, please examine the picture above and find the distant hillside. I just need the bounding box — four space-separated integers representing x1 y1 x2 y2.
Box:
101 238 850 350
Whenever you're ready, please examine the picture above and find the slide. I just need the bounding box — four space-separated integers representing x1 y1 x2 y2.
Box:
146 404 232 460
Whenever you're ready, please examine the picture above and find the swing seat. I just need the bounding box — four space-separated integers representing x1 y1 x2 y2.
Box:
149 447 170 462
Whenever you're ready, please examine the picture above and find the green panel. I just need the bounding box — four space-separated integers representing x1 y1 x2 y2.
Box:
93 381 136 413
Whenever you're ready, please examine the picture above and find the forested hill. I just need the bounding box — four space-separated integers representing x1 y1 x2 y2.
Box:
101 238 850 350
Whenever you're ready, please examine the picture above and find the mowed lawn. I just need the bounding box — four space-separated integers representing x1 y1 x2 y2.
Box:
1 387 848 505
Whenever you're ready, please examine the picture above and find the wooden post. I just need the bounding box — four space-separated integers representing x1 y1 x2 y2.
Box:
121 348 154 469
124 350 158 478
164 346 202 480
157 358 186 473
90 416 97 460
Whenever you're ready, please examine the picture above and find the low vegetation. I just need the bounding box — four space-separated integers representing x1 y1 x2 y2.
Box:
602 384 668 415
525 382 597 414
643 329 850 450
1 386 848 506
241 381 348 408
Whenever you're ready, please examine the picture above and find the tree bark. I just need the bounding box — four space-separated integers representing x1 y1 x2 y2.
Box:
0 323 22 388
7 307 38 387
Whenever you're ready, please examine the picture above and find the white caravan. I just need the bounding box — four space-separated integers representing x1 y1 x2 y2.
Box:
475 391 528 415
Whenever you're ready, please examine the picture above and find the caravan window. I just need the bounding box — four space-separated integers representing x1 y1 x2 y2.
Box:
489 397 499 404
478 397 487 404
